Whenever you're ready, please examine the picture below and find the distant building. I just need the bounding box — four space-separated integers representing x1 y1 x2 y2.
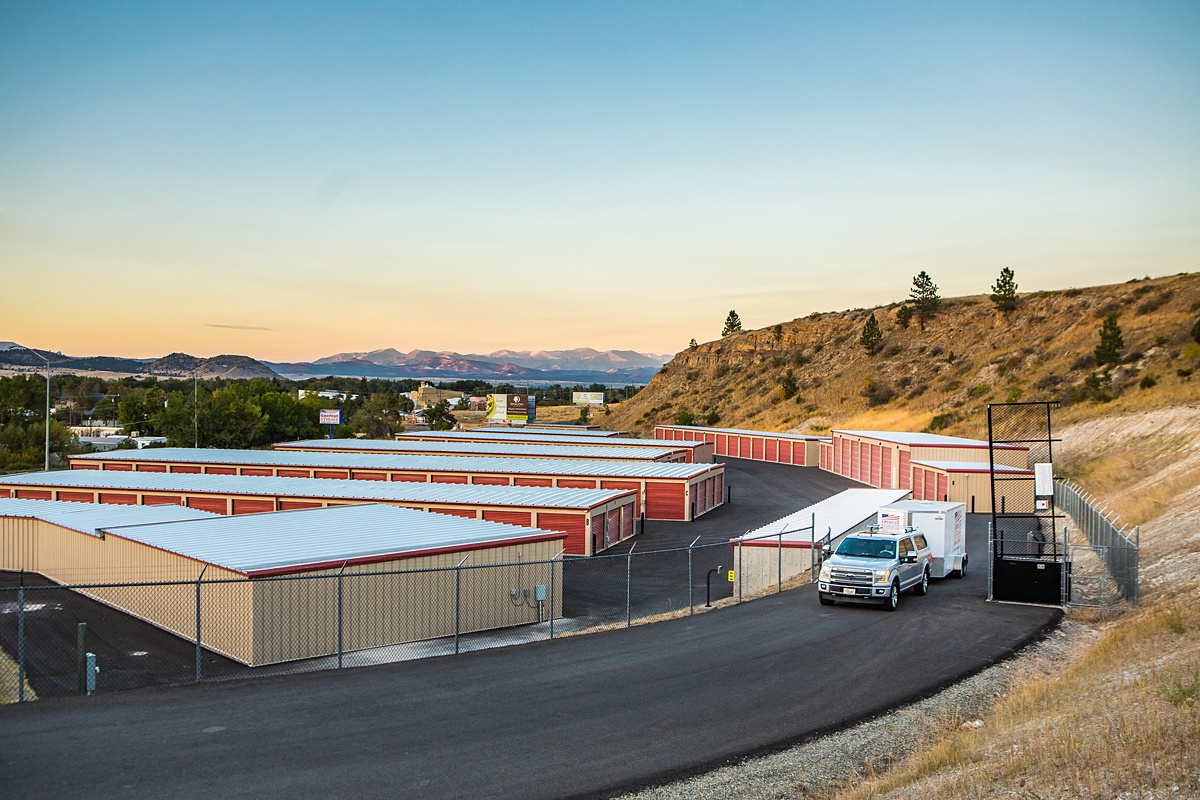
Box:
298 390 359 402
77 436 168 452
406 383 465 411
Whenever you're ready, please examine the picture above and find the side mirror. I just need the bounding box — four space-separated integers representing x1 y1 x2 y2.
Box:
821 547 831 559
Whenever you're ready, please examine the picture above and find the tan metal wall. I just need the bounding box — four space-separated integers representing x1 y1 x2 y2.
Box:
250 539 564 666
909 445 1028 468
731 542 817 596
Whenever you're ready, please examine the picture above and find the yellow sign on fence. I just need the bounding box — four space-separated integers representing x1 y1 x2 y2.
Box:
727 570 735 583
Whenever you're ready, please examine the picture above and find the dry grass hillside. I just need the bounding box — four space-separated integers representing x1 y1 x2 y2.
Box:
605 273 1200 440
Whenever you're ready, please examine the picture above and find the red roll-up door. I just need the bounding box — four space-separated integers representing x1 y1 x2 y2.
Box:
431 474 469 484
537 513 587 556
279 500 321 511
591 512 606 554
605 507 621 549
752 438 764 460
715 473 724 505
782 440 796 465
143 494 182 506
871 445 882 487
925 471 936 501
57 491 96 503
99 493 137 505
645 482 685 520
482 510 532 527
135 464 166 473
103 463 132 471
278 469 310 478
471 476 510 486
232 499 274 514
899 450 911 490
205 466 236 475
937 474 949 501
433 508 477 519
240 468 273 477
716 434 727 456
601 480 641 516
351 471 386 481
313 470 349 480
187 496 228 514
513 476 553 487
170 464 202 474
621 504 633 540
739 437 751 459
71 463 100 470
557 479 596 489
15 489 52 500
912 468 923 500
881 447 893 489
390 474 426 483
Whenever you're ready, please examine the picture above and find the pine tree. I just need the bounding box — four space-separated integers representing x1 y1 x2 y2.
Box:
990 267 1019 315
859 312 883 353
772 324 783 344
721 310 743 336
909 271 941 331
895 305 913 330
779 369 798 400
1094 313 1124 366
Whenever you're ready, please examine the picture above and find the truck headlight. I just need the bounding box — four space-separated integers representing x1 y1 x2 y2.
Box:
874 570 891 584
819 564 831 581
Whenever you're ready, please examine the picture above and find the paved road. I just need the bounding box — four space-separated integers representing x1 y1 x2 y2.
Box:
0 507 1060 799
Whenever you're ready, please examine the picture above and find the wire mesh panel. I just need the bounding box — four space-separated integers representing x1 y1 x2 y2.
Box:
1056 480 1139 606
988 402 1066 605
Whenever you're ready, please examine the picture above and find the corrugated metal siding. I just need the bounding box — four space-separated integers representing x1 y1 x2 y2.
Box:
646 482 685 520
557 478 595 489
601 480 641 516
143 495 183 506
513 477 553 487
537 513 586 555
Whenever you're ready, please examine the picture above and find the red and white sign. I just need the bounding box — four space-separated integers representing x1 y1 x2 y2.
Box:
319 409 342 425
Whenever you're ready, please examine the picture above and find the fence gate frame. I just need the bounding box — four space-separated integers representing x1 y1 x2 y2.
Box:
987 401 1067 606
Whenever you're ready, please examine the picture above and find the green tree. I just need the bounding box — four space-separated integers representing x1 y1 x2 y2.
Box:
772 324 783 344
859 312 883 354
909 271 941 331
675 410 695 425
895 305 913 330
778 369 798 400
1094 312 1125 366
721 310 743 336
990 267 1019 315
349 394 402 439
688 338 698 349
424 399 456 431
704 410 720 426
577 405 589 424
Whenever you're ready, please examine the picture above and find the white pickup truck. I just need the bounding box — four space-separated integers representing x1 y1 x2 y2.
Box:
818 528 934 611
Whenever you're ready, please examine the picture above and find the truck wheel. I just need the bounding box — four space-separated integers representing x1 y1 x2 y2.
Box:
885 581 899 611
819 595 834 606
954 555 968 579
914 569 929 596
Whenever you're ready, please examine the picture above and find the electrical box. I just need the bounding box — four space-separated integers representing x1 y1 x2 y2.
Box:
86 652 98 695
535 585 547 602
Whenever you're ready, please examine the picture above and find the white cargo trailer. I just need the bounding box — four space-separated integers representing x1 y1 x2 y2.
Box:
877 500 967 578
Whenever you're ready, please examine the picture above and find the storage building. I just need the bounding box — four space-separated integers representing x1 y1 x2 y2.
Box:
0 499 564 667
826 430 1029 490
908 460 1034 514
397 430 714 463
654 424 825 466
481 426 626 437
0 471 636 557
273 438 687 463
730 489 911 595
68 448 725 522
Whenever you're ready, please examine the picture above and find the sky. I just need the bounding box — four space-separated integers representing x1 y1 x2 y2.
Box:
1 1 1197 361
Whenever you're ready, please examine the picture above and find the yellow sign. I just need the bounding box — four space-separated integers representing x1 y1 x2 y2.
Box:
727 570 735 583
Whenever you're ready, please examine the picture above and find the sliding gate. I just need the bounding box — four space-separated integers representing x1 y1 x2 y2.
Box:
988 402 1067 605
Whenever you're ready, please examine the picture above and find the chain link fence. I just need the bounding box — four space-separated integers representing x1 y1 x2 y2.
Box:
1 527 824 703
1055 479 1139 607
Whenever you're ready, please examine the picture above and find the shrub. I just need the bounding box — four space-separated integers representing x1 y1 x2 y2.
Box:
968 384 989 398
675 410 695 425
1140 375 1158 390
1034 374 1063 390
712 364 729 379
1006 386 1024 403
704 410 720 426
791 351 810 367
906 382 928 399
1122 352 1143 364
928 414 954 431
1178 369 1194 380
1182 343 1200 360
861 378 895 407
685 370 699 381
1136 291 1172 315
897 375 913 388
1063 288 1083 298
928 345 943 357
1071 354 1097 371
895 305 913 329
884 344 902 357
1191 318 1200 344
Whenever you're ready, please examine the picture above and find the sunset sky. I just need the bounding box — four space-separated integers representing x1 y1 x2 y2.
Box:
2 2 1197 361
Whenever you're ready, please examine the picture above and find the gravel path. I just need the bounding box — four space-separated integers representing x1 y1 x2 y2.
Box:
617 617 1092 800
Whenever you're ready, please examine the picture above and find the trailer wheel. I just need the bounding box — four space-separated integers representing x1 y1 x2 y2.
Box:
884 581 899 611
819 595 834 606
914 568 929 596
953 555 968 579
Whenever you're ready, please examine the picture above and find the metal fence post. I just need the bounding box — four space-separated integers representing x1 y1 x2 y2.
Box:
454 554 469 654
17 580 25 703
195 564 207 683
77 623 87 696
549 550 563 639
688 535 700 615
777 532 783 593
626 543 636 627
737 538 743 604
337 564 346 669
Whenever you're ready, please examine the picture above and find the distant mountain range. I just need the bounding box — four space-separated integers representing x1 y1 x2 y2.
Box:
0 343 667 385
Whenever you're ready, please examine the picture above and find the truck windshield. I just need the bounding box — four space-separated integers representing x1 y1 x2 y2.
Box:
835 537 895 558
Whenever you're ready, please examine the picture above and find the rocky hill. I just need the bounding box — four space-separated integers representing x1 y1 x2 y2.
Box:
145 353 280 380
606 273 1200 439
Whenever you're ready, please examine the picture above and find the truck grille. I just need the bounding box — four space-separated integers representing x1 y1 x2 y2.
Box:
829 567 873 587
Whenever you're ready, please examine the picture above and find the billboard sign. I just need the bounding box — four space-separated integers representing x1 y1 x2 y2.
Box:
486 394 537 423
573 391 605 405
319 409 342 425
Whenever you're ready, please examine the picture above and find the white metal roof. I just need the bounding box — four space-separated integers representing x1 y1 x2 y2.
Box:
1 471 634 510
910 460 1034 474
481 426 624 437
655 424 824 442
398 430 707 448
833 430 1027 449
273 438 674 461
100 503 565 576
70 447 718 479
0 497 217 537
736 489 911 545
